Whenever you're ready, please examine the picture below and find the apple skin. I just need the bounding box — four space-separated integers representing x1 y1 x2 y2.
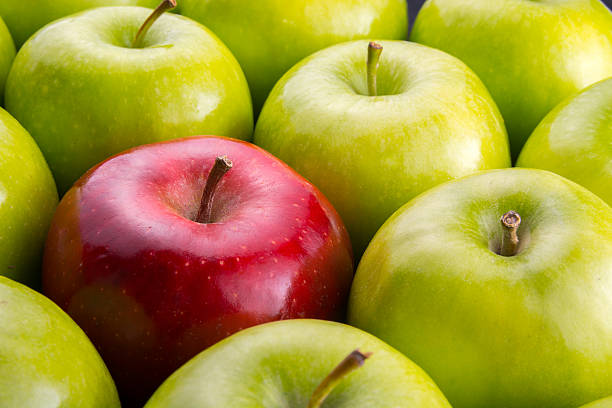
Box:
0 108 57 287
410 0 612 158
348 168 612 408
0 0 160 48
254 40 510 256
179 0 408 113
581 397 612 408
0 276 120 407
5 6 253 194
0 17 14 106
43 136 354 406
517 77 612 206
144 319 451 408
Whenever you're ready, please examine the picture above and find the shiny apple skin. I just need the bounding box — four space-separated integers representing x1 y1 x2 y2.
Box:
0 0 159 48
5 7 253 193
0 276 120 407
411 0 612 159
581 397 612 408
43 136 353 406
0 108 57 288
517 77 612 206
180 0 408 113
349 168 612 408
144 320 451 408
254 40 510 256
0 17 14 105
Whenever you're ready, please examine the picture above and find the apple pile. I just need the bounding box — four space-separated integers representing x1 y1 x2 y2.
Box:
0 0 611 407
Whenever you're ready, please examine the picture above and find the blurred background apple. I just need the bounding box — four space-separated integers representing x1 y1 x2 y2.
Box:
0 0 160 48
180 0 409 114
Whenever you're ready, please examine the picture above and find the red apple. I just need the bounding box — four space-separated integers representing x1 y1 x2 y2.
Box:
42 136 353 406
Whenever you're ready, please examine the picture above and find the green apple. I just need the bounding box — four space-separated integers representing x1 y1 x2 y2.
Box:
0 17 15 105
0 0 160 48
517 77 612 206
5 4 253 193
349 168 612 408
0 108 57 287
410 0 612 158
144 319 451 408
254 40 510 255
0 276 120 407
180 0 408 113
581 397 612 408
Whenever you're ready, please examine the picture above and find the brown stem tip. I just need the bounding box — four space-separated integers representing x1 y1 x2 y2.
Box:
499 210 521 257
307 349 373 408
195 156 233 224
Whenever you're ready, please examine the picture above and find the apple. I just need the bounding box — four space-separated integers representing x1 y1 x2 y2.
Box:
517 77 612 206
581 397 612 408
0 108 57 288
348 168 612 408
179 0 408 113
0 17 14 105
410 0 612 158
143 319 451 408
5 3 253 193
43 136 354 406
254 40 511 256
0 0 160 48
0 276 120 406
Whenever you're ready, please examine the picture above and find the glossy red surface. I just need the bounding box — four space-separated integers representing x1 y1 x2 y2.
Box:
43 136 353 406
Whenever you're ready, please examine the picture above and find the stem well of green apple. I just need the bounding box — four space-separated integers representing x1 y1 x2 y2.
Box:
132 0 177 49
307 349 372 408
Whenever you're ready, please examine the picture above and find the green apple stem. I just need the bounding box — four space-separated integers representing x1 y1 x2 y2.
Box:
367 42 383 96
131 0 177 48
195 156 233 224
500 210 521 256
307 349 372 408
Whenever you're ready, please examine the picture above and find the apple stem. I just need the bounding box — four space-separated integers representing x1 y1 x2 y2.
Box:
367 42 383 97
131 0 177 48
195 156 233 224
307 349 372 408
500 210 521 256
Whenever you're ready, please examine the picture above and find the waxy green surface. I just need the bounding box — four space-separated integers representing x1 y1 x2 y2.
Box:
254 40 510 256
349 168 612 408
144 319 451 408
0 17 14 106
0 108 57 287
411 0 612 158
5 6 253 193
581 397 612 408
0 0 159 48
517 77 612 206
180 0 408 113
0 276 120 407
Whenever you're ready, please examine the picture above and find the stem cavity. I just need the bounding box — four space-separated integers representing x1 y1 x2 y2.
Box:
307 349 372 408
195 156 233 224
499 211 521 257
132 0 177 48
367 42 383 96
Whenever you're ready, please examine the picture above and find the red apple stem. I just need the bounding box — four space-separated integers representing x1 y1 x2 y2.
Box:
131 0 177 48
367 42 383 96
195 156 233 224
307 349 372 408
500 210 521 256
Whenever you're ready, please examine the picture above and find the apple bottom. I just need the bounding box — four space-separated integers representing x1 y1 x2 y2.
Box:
61 264 349 406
